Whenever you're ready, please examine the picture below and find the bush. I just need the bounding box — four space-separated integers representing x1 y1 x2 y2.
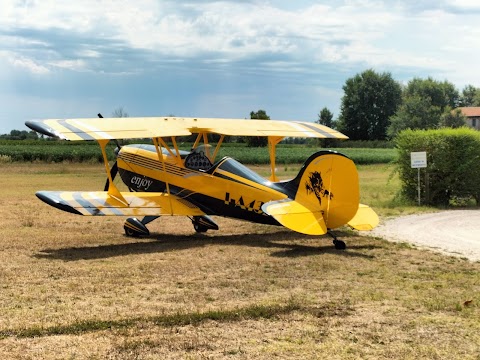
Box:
0 142 113 162
395 128 480 206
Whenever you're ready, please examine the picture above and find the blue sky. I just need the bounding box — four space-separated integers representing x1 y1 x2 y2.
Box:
1 0 480 134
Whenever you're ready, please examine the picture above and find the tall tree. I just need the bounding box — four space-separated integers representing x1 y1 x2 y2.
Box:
388 77 460 137
317 107 335 147
246 110 270 147
439 107 467 128
459 85 480 107
402 77 459 109
337 69 402 140
317 107 334 128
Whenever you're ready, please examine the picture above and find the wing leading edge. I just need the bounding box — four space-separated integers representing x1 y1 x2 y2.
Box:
36 191 205 217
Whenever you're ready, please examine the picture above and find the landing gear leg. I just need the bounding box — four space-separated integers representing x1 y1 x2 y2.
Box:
328 231 346 250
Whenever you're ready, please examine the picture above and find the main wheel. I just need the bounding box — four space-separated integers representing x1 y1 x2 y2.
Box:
124 225 141 237
193 222 208 233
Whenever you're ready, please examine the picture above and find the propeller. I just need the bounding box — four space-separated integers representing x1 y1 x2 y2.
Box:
98 113 122 191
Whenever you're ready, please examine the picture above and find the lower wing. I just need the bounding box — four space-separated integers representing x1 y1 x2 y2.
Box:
36 191 205 216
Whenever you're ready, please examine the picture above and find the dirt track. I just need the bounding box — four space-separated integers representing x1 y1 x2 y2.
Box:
371 210 480 261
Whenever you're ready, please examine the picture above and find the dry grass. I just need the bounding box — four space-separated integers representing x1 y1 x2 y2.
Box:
0 163 479 359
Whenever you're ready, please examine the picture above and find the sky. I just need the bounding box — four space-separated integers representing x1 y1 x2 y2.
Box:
1 0 480 134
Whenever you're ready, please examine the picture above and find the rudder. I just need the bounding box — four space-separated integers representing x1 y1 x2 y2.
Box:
276 151 360 230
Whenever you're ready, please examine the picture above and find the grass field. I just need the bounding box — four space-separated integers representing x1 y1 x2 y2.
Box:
0 163 478 359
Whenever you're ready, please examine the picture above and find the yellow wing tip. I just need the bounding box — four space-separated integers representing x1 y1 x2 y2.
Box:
347 204 379 231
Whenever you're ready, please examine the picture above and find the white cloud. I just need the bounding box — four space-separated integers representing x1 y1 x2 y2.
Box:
49 59 87 71
2 52 50 74
446 0 480 10
2 0 479 78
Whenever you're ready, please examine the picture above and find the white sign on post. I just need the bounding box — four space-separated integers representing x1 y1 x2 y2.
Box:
410 151 427 205
411 151 427 168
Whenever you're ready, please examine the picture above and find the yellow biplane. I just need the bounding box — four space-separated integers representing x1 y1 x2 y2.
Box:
26 115 378 249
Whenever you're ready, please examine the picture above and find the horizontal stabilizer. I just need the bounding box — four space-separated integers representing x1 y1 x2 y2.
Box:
347 204 379 231
262 199 327 235
36 191 205 217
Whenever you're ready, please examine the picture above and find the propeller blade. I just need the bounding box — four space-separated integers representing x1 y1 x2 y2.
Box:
104 161 118 191
98 113 122 191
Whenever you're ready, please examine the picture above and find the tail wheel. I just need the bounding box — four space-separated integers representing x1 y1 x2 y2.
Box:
333 239 346 250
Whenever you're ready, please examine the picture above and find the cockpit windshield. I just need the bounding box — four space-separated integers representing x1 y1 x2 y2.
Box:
215 157 270 185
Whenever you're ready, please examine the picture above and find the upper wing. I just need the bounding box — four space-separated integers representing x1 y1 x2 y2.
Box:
186 118 347 139
26 118 191 141
26 117 347 141
36 190 205 216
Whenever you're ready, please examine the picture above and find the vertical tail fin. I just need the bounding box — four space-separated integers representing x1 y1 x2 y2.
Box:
263 151 363 234
292 150 360 229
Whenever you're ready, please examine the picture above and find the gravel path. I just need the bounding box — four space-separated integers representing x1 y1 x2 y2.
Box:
370 210 480 261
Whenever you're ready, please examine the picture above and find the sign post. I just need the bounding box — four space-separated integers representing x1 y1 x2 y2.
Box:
410 152 427 205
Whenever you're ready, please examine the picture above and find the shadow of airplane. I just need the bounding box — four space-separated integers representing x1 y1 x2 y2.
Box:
34 230 378 262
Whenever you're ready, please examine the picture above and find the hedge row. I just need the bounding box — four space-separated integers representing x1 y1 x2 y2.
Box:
0 143 115 163
0 142 396 165
395 128 480 206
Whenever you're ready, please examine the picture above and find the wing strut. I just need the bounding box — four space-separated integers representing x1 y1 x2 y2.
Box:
153 137 173 215
212 134 225 162
170 137 183 166
268 136 284 182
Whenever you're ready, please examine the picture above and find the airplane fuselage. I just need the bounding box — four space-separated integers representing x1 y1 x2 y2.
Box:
117 144 288 225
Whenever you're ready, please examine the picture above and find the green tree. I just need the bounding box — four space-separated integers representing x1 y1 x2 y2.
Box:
317 107 334 128
439 107 467 128
459 85 480 107
337 69 402 140
0 130 39 140
246 110 269 147
388 95 442 137
317 107 336 147
402 77 459 109
387 77 460 137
